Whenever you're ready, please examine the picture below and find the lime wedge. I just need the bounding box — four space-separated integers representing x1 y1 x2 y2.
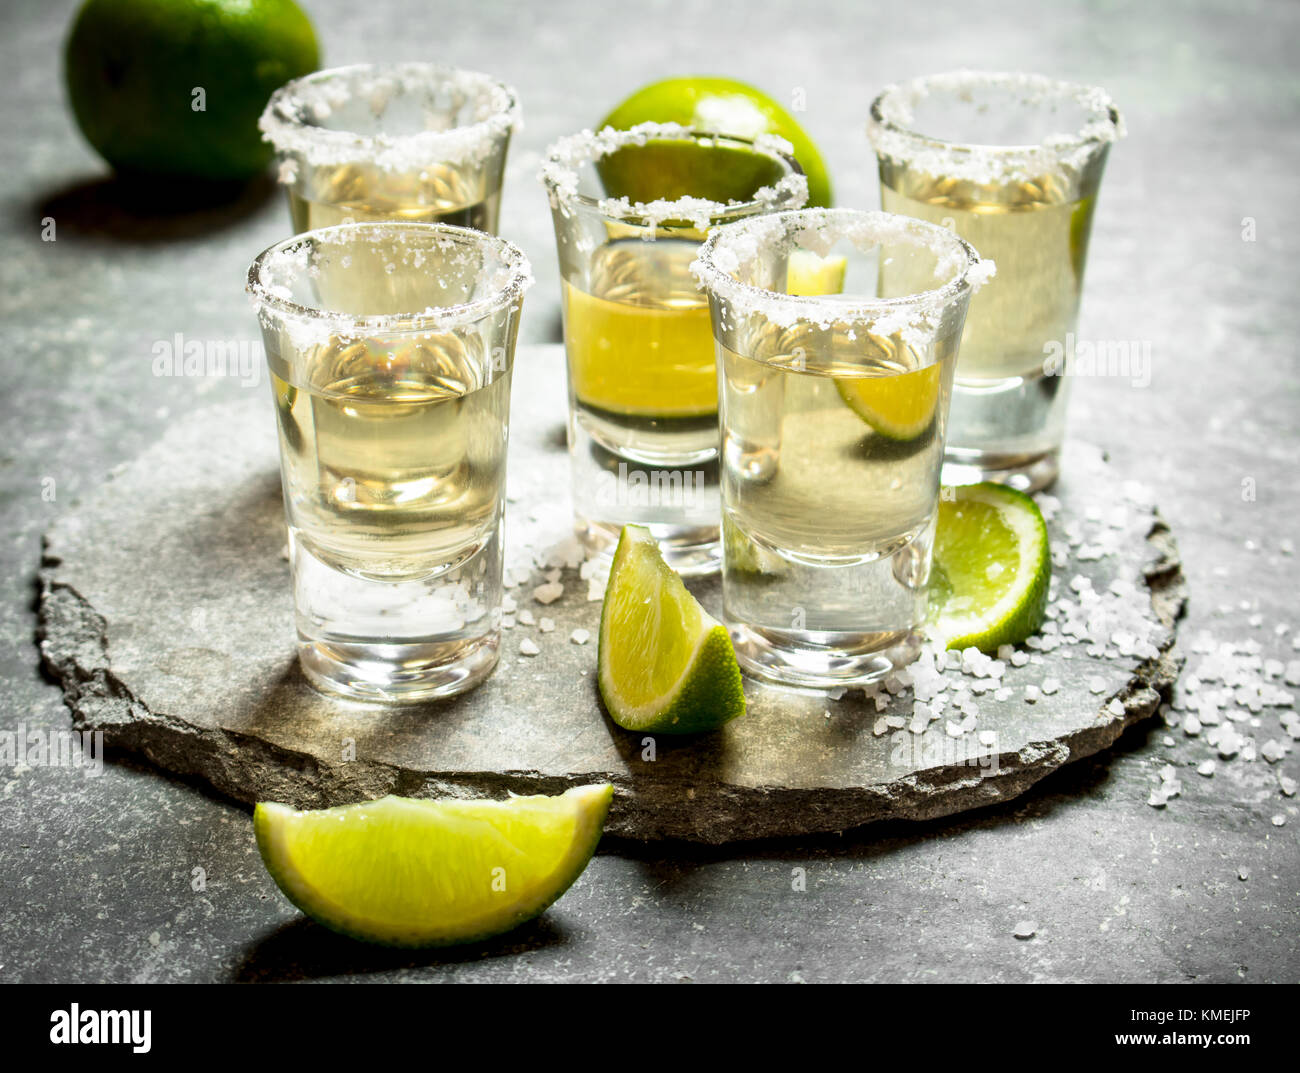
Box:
254 785 613 948
598 76 834 208
928 483 1051 652
596 139 789 207
787 250 846 296
836 363 940 440
723 514 785 577
598 525 746 733
1069 195 1096 282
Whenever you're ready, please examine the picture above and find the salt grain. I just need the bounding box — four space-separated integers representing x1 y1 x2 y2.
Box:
533 581 564 605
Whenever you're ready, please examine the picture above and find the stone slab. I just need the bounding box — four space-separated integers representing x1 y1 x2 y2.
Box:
38 345 1184 842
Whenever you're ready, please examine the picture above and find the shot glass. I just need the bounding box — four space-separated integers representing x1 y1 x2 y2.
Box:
247 223 532 702
869 71 1122 491
540 123 807 575
692 208 987 688
260 63 520 235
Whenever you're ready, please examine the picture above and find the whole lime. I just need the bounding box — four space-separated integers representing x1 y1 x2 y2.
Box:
64 0 319 182
600 76 834 208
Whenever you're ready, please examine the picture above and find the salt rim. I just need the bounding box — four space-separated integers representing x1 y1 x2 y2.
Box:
539 122 808 230
259 63 520 172
690 208 992 336
246 223 533 337
868 70 1123 186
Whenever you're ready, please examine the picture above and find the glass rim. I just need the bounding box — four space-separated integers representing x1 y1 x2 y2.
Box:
246 222 533 333
540 122 808 226
259 62 520 169
868 69 1122 170
691 207 989 327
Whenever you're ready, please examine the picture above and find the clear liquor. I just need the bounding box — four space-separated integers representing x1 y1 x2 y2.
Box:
267 335 509 582
287 159 498 234
248 218 528 703
881 168 1093 481
720 325 957 684
265 330 510 699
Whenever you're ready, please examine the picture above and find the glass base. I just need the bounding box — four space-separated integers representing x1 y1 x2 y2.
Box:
578 516 720 577
728 622 917 690
942 447 1060 493
299 634 499 703
289 523 503 705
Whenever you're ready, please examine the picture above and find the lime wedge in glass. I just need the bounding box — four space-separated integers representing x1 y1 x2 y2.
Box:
786 249 846 296
254 785 613 947
598 525 746 733
598 76 834 208
837 362 941 441
596 139 790 206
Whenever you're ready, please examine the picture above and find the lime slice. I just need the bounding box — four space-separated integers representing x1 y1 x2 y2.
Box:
722 514 785 577
928 483 1051 652
254 785 613 948
598 525 746 733
787 250 846 296
596 139 790 208
562 280 716 418
1069 195 1096 282
599 76 833 208
836 363 940 440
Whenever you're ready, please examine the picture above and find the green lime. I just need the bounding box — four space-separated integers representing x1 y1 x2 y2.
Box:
722 515 785 578
65 0 319 181
598 525 746 734
928 483 1051 652
597 140 790 207
254 785 613 948
786 250 846 296
600 76 833 208
836 363 941 441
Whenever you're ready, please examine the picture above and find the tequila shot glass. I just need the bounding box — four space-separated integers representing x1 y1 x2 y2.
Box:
247 223 531 702
869 71 1122 491
260 63 519 234
540 123 807 575
692 208 988 688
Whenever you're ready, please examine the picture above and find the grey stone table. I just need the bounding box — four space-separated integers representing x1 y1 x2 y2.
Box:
35 370 1183 842
2 0 1297 982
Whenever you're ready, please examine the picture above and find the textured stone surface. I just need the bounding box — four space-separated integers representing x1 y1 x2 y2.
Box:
38 349 1184 841
3 0 1298 983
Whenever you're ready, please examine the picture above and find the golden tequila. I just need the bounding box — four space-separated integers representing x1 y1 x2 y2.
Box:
562 238 717 466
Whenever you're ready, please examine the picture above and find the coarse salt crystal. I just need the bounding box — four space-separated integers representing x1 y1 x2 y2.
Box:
533 581 564 605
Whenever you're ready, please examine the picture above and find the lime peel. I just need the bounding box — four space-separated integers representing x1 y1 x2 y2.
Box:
599 76 835 208
254 784 612 948
928 483 1051 653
